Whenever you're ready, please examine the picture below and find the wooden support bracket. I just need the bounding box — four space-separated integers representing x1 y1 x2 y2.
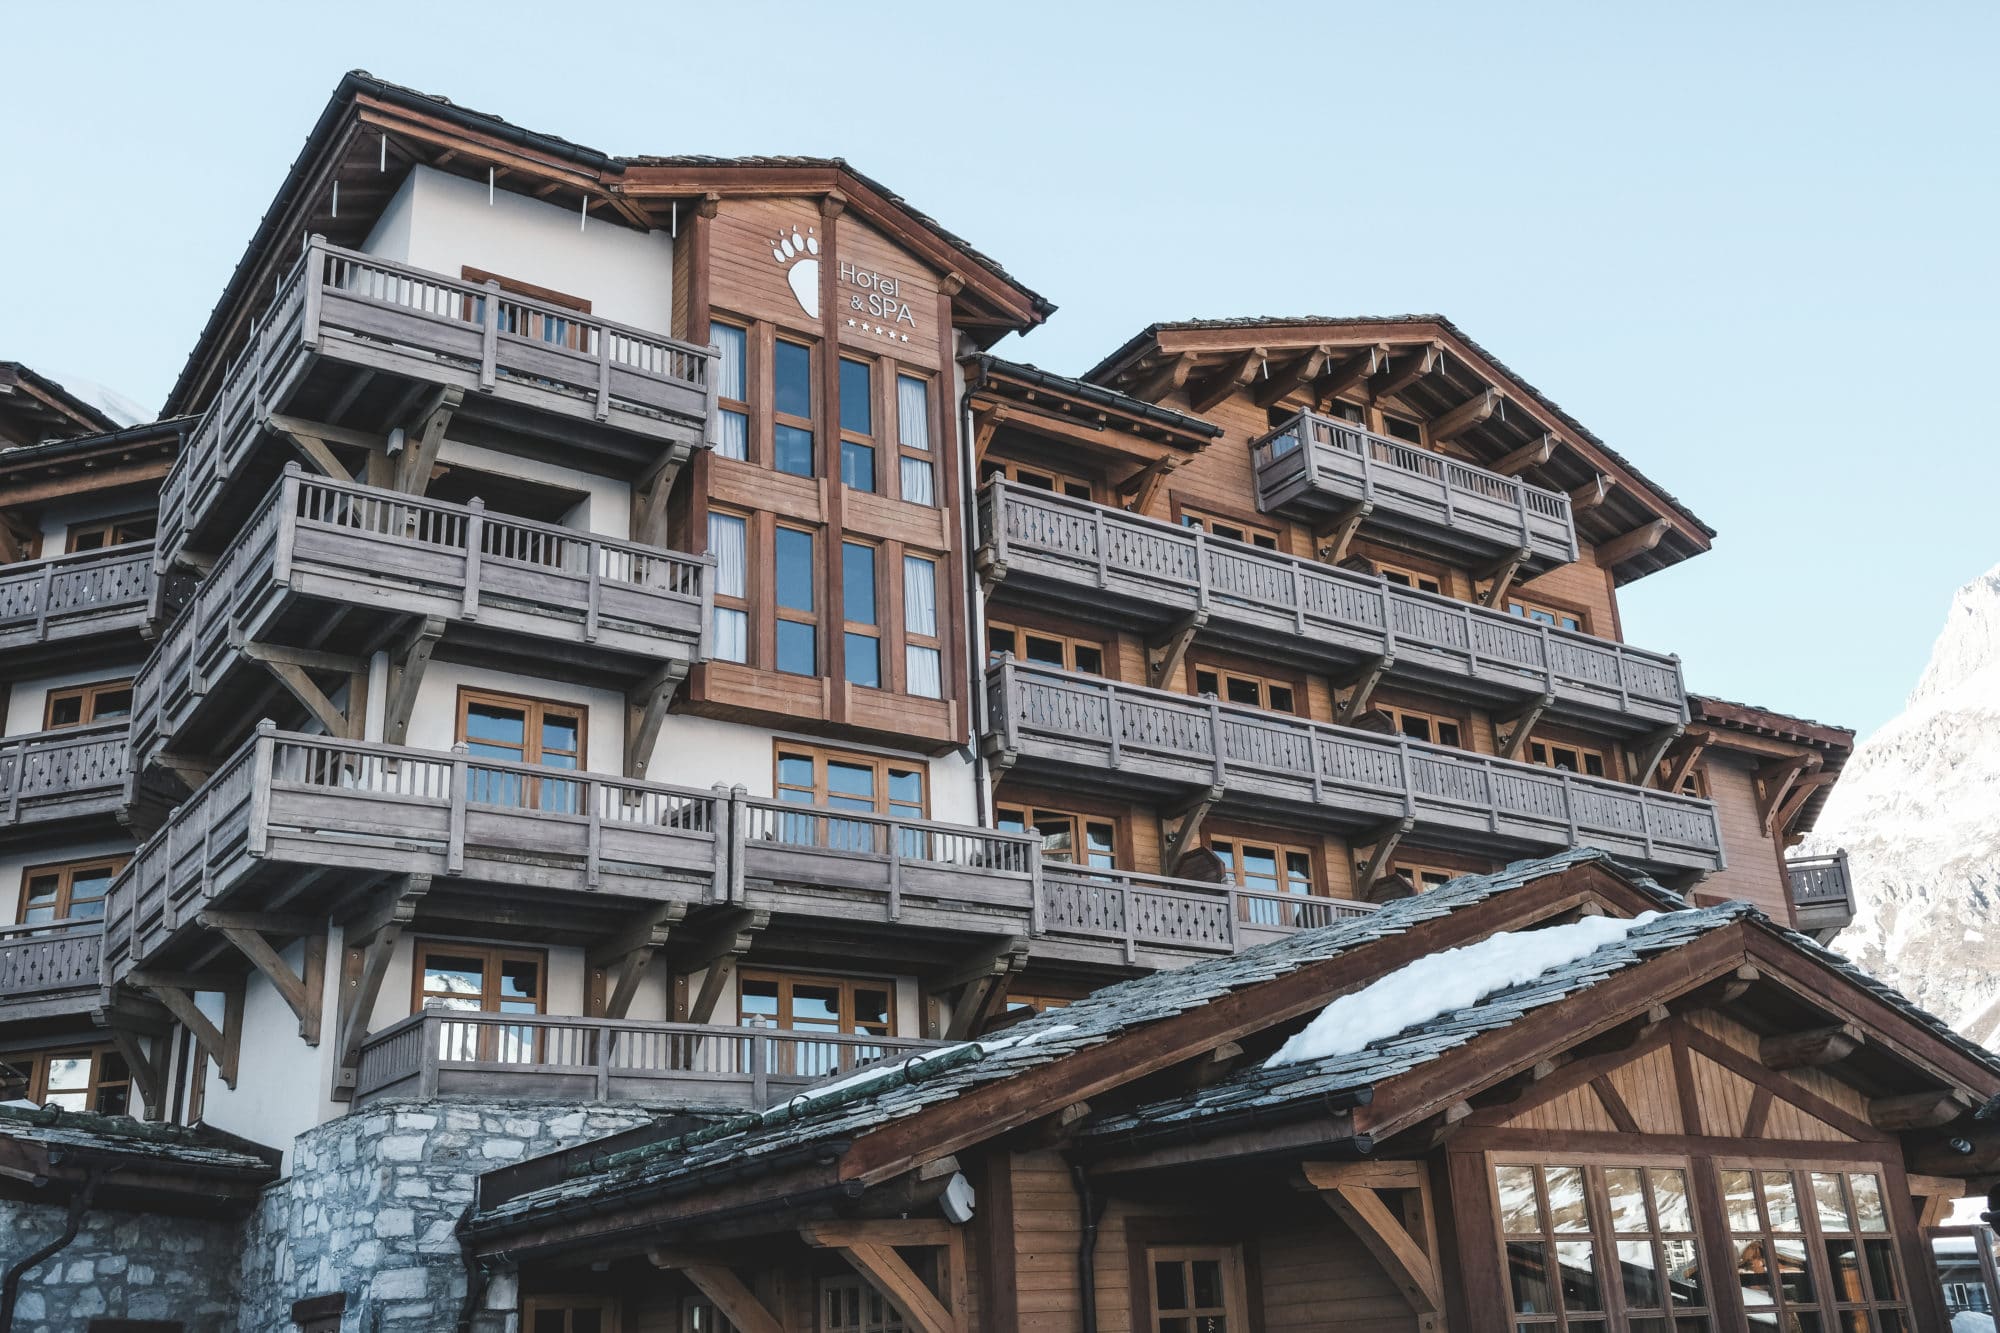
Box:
675 908 770 1024
929 937 1030 1041
382 617 445 748
1251 346 1332 409
392 386 463 495
1368 345 1440 404
1315 501 1374 565
333 874 430 1092
625 661 690 780
631 440 694 547
1629 724 1684 793
802 1226 961 1333
1336 654 1393 727
1354 817 1416 897
1145 609 1208 689
1491 434 1556 477
1496 692 1555 763
1475 546 1532 609
1161 785 1225 863
1760 1023 1864 1071
200 910 326 1045
1429 387 1500 442
1756 753 1821 836
102 1026 170 1121
1659 732 1711 793
1303 1160 1441 1327
589 902 688 1019
1870 1089 1972 1133
1311 346 1386 406
127 973 241 1088
1188 349 1268 415
648 1253 784 1333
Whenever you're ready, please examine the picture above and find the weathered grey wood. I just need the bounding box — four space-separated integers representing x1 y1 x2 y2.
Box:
1788 850 1855 943
0 920 104 1022
0 543 156 665
0 721 130 837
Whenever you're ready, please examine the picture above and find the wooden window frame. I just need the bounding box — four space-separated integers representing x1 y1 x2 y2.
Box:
1174 502 1281 550
708 507 752 664
1373 559 1446 597
1717 1161 1912 1331
459 266 592 313
26 1044 130 1115
1140 1243 1250 1332
64 513 154 554
995 803 1120 870
738 967 896 1038
1507 594 1589 635
454 687 588 769
893 370 938 508
17 855 126 925
771 334 820 479
43 677 133 730
773 743 929 820
840 538 883 691
1489 1154 1715 1333
980 456 1097 503
1189 662 1301 716
521 1294 620 1333
1377 409 1428 446
410 939 550 1016
773 523 821 678
1528 738 1611 780
987 620 1107 677
1379 703 1466 750
838 356 879 495
710 318 752 462
1391 861 1463 893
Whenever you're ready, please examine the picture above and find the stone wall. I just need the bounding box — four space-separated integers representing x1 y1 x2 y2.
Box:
236 1099 656 1333
2 1199 244 1330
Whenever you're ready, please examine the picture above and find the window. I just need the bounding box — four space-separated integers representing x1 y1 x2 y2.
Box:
456 689 585 813
25 1046 130 1114
1212 838 1315 926
897 374 935 505
981 458 1094 502
524 1296 618 1333
1390 862 1461 893
773 338 815 477
1375 561 1444 596
1005 994 1073 1015
711 322 750 461
18 857 124 924
988 622 1104 676
775 745 925 820
741 968 896 1080
65 514 154 553
997 805 1117 868
1193 665 1297 714
682 1298 738 1333
839 358 877 492
44 678 133 729
708 511 749 663
1179 508 1279 550
1508 597 1586 634
413 940 546 1065
1379 705 1463 749
1659 764 1709 800
842 541 881 688
775 526 818 676
1720 1166 1910 1332
820 1274 907 1332
1381 413 1425 445
1529 740 1609 779
1146 1246 1246 1332
903 554 942 699
1494 1160 1714 1332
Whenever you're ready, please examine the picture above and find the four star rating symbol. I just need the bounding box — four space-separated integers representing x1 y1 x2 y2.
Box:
847 317 911 343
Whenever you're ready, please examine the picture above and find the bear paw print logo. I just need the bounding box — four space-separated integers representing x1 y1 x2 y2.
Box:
771 227 820 319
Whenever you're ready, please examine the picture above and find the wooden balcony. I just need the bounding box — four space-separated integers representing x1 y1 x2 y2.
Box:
0 921 103 1027
158 237 718 564
980 480 1685 734
0 544 166 672
1788 851 1855 944
353 1012 941 1110
1035 864 1378 969
985 659 1724 877
1251 411 1579 574
0 722 130 842
130 469 709 779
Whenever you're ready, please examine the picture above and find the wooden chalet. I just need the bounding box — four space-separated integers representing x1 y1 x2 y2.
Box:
460 851 2000 1332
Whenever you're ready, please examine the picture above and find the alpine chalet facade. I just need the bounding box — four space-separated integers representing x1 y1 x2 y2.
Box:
1 73 1984 1332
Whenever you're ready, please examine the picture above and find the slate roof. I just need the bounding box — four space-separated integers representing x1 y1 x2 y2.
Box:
968 356 1224 439
466 848 1687 1235
0 1102 278 1174
1082 314 1717 541
1076 904 1751 1150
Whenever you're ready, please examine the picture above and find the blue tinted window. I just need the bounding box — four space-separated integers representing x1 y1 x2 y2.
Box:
777 621 816 676
842 543 876 625
840 359 873 435
776 529 814 611
774 424 813 477
774 340 813 419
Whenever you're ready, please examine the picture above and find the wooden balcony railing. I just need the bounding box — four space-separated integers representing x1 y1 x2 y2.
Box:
353 1011 942 1108
0 721 129 832
0 544 157 660
1250 411 1578 570
0 920 104 1016
981 480 1685 731
132 468 710 771
1788 851 1853 906
987 659 1723 874
158 236 718 563
1038 865 1379 964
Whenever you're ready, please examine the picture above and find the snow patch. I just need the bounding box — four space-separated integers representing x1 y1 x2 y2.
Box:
1264 913 1659 1068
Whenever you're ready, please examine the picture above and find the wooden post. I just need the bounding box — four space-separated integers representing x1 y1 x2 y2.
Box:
479 279 501 390
461 498 485 619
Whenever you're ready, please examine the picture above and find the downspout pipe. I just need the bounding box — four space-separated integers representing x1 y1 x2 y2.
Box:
2 1170 102 1330
1070 1161 1109 1333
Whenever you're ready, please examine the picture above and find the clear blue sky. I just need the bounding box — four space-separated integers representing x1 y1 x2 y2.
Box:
5 2 1993 737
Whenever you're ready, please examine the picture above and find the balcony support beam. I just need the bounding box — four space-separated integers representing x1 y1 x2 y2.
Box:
674 908 771 1024
1336 654 1393 727
1161 785 1225 866
0 513 36 565
1354 817 1416 898
266 416 350 482
1430 387 1501 443
930 937 1029 1041
333 874 430 1096
1368 345 1441 405
102 1026 170 1122
1629 725 1684 794
243 641 370 740
1496 692 1556 763
803 1227 961 1333
382 617 445 749
1188 348 1268 415
631 440 694 547
127 973 241 1089
1491 434 1556 477
1756 753 1822 837
1302 1161 1441 1324
1474 545 1531 609
200 910 326 1046
1774 771 1838 846
1252 346 1332 409
1314 500 1373 565
1113 454 1180 515
625 661 690 781
648 1254 784 1333
589 902 689 1020
391 385 462 495
1310 346 1387 408
1145 609 1208 690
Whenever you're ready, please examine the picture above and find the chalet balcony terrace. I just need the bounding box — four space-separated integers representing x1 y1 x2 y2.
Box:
129 469 710 781
353 1013 943 1110
156 237 718 567
1251 411 1579 575
0 543 166 671
985 658 1724 877
103 728 1358 988
1789 850 1855 944
0 721 130 842
979 480 1687 735
0 920 103 1027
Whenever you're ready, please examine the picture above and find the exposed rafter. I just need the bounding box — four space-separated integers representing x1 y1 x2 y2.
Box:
1597 519 1672 568
1429 387 1502 442
1491 434 1555 477
1368 344 1441 404
1251 346 1331 409
1187 348 1268 414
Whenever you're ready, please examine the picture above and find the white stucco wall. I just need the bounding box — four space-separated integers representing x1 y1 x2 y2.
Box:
646 714 979 823
432 438 632 538
194 937 340 1168
5 659 143 735
0 833 132 928
398 661 625 773
360 165 675 336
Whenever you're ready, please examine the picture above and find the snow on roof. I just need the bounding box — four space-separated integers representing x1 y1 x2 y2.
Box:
1265 912 1661 1068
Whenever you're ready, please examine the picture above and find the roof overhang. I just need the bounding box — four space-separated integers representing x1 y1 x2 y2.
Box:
1685 694 1855 839
0 417 189 515
0 363 118 447
164 72 1052 417
1086 319 1715 584
0 1113 280 1218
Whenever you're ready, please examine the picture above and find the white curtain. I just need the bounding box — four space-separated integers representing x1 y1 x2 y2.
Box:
903 555 940 697
708 512 749 662
714 326 749 460
897 374 935 504
717 410 749 461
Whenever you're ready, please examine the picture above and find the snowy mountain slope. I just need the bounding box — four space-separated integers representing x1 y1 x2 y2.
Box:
1800 565 2000 1047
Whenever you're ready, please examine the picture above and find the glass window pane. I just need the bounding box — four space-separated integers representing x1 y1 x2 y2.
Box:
1191 1259 1223 1308
776 530 814 611
775 340 812 418
1863 1237 1898 1300
1811 1173 1852 1232
1606 1168 1650 1233
47 695 83 727
791 984 842 1028
840 360 873 435
718 408 749 460
1497 1167 1545 1234
1508 1241 1554 1313
1721 1170 1760 1231
854 988 891 1031
776 621 816 675
774 423 814 477
900 456 934 505
1620 1239 1663 1310
1652 1169 1693 1233
714 324 746 399
826 761 874 802
886 767 923 807
465 702 526 749
903 556 937 636
777 754 815 789
1547 1166 1591 1232
1155 1260 1188 1311
740 978 779 1018
1762 1171 1802 1231
897 375 930 450
844 633 880 688
1661 1238 1702 1308
499 959 540 1001
1073 645 1104 675
1025 635 1065 666
1557 1241 1602 1311
841 440 876 492
714 606 748 663
92 687 132 718
708 513 747 598
1775 1237 1814 1303
1849 1173 1887 1232
541 714 580 755
842 543 876 625
906 645 941 699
